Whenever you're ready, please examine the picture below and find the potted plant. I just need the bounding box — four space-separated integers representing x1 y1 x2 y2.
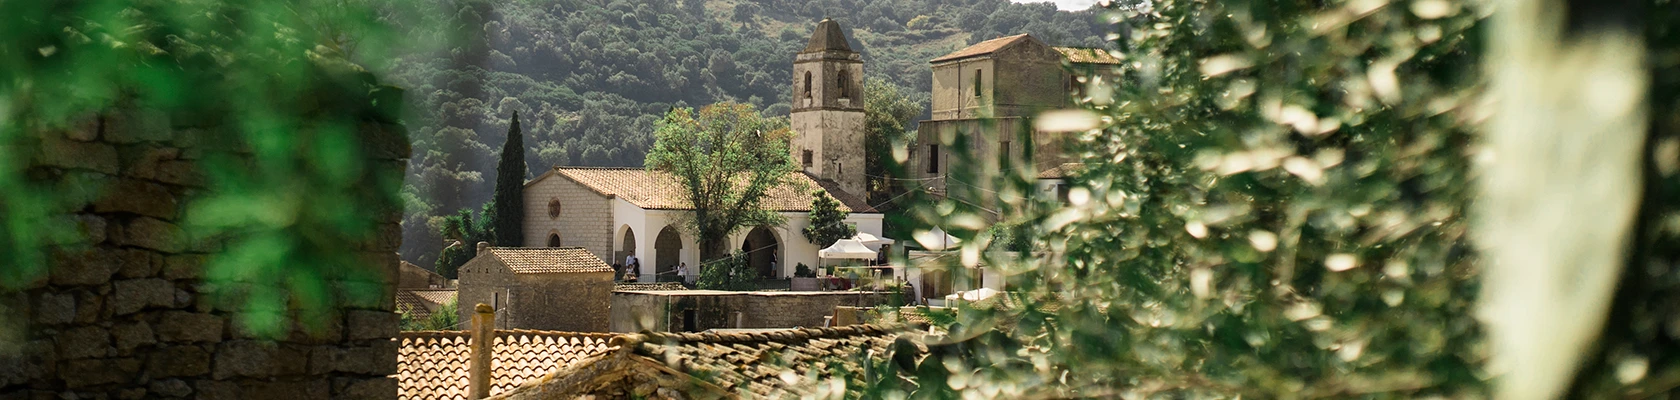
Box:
791 263 820 291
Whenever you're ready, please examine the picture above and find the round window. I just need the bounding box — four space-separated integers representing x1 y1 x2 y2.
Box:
547 198 562 219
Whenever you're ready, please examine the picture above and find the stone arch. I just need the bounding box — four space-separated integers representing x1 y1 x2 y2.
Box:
837 69 850 99
546 231 561 247
615 225 637 278
804 71 813 99
654 226 683 281
740 226 782 279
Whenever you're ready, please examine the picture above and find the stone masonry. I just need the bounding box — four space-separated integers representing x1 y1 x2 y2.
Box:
0 100 408 399
521 171 613 261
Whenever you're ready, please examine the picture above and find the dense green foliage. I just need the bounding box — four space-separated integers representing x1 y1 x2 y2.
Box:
389 0 1114 267
696 252 756 291
488 112 525 246
0 0 412 336
862 77 924 208
888 0 1489 397
435 205 493 279
400 298 461 331
802 191 855 248
646 102 797 261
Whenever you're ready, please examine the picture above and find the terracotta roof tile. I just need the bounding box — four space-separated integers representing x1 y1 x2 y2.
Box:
396 330 617 400
1053 47 1122 64
930 34 1034 63
548 167 873 213
485 247 613 274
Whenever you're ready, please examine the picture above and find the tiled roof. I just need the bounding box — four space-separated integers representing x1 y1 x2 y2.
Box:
396 330 617 400
614 282 689 292
1053 47 1122 64
396 289 456 320
930 34 1034 63
541 167 874 213
491 325 920 398
1037 162 1087 179
485 247 613 274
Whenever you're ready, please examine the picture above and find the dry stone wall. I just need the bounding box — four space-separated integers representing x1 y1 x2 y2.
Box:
0 104 408 399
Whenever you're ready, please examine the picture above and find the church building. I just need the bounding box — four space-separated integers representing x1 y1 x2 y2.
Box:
521 19 882 282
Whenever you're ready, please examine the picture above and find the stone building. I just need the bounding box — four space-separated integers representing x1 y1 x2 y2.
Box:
521 167 881 282
398 260 449 290
791 18 868 198
910 34 1120 197
456 246 615 332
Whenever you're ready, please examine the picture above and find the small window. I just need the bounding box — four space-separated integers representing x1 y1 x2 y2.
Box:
837 69 850 99
927 144 941 174
804 72 813 99
547 198 562 219
493 292 501 310
1057 184 1071 204
547 234 561 247
802 150 813 168
973 69 983 98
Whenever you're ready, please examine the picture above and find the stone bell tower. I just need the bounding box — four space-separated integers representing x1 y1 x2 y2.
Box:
790 18 867 198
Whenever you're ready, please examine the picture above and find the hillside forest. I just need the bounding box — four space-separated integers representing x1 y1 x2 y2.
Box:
389 0 1115 268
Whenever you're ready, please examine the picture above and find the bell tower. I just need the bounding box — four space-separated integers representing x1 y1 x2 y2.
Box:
790 18 867 198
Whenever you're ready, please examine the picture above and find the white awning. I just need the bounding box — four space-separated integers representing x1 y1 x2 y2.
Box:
818 238 877 259
849 232 895 246
913 227 962 251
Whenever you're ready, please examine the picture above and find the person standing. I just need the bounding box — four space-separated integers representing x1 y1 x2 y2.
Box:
676 262 691 285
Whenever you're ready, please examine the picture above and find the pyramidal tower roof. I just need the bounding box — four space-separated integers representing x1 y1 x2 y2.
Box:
803 18 854 53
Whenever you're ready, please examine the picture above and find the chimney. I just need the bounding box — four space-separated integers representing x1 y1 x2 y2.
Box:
468 303 495 399
476 241 491 254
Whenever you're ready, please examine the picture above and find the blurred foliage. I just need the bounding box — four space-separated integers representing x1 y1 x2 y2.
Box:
645 102 797 261
399 297 460 331
803 191 856 248
892 0 1490 397
391 0 1115 268
0 0 416 337
696 252 756 291
487 111 524 247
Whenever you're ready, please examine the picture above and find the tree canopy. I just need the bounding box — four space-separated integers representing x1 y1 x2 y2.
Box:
802 190 855 248
645 102 798 261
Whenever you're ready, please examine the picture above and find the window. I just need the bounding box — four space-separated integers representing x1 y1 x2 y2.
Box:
973 69 983 98
547 233 561 247
999 141 1011 161
837 69 850 99
1057 184 1071 204
802 149 813 168
547 198 562 219
804 72 813 99
927 144 941 174
493 292 501 310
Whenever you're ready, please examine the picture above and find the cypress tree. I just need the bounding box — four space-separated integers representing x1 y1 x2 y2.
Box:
489 112 525 246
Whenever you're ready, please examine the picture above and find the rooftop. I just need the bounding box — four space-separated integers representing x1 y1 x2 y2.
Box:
396 289 457 320
396 330 617 400
484 247 613 274
492 324 919 398
612 282 689 292
1053 47 1122 64
930 34 1036 63
802 18 854 53
1037 162 1087 179
529 167 875 213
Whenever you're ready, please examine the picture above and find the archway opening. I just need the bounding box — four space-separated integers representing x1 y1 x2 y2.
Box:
547 233 561 247
616 226 637 280
654 226 683 282
741 226 780 279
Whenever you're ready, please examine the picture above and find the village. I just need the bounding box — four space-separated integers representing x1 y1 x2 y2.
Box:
389 19 1117 399
0 0 1666 399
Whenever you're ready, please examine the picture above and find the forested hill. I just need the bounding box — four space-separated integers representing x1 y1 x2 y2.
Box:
389 0 1113 267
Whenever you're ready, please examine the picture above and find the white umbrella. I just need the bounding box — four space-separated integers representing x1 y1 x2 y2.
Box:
945 287 1001 303
913 227 962 251
818 238 877 259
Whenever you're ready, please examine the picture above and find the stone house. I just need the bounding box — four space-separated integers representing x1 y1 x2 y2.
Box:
521 167 881 283
910 34 1120 197
398 260 449 289
456 246 615 332
487 325 920 399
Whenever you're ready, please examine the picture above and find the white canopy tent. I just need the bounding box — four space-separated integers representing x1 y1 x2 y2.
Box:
818 238 876 259
912 227 962 251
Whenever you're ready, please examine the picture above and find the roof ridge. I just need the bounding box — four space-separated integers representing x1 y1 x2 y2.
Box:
637 324 904 346
553 166 644 170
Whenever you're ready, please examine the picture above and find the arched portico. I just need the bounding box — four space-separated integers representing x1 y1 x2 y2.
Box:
654 226 683 281
740 226 782 279
615 225 637 279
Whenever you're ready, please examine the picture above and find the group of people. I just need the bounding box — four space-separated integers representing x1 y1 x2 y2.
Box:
612 254 694 285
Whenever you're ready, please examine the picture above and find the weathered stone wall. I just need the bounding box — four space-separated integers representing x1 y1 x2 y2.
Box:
506 272 613 332
609 291 899 333
455 254 512 328
0 106 407 399
398 261 447 289
521 173 613 262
